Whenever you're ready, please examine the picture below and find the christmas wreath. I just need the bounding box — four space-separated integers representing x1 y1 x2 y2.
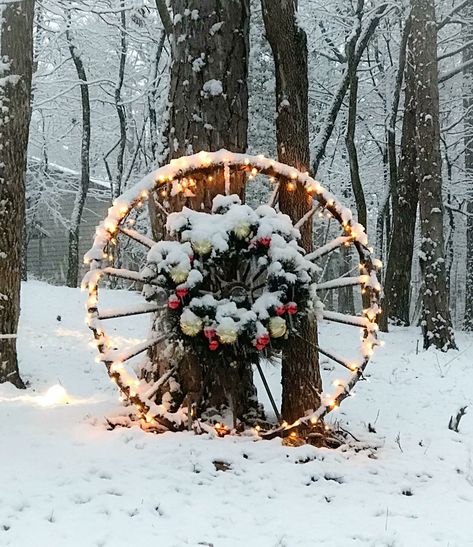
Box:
141 194 319 364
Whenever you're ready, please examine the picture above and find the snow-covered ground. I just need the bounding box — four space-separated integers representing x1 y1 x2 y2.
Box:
1 281 473 546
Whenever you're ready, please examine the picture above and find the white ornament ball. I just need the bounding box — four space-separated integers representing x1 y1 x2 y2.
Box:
170 266 189 284
180 313 203 336
268 316 287 338
192 239 213 255
233 223 251 240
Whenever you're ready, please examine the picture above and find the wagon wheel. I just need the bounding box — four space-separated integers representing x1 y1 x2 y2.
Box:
83 150 382 438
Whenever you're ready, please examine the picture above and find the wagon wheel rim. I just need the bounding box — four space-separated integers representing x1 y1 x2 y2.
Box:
82 150 382 436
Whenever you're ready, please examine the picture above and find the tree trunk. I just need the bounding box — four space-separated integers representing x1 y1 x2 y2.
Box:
66 24 91 288
345 2 367 232
0 0 35 388
338 247 356 314
150 0 255 423
463 5 473 331
261 0 322 423
148 31 166 164
411 0 456 350
114 0 127 200
380 12 418 329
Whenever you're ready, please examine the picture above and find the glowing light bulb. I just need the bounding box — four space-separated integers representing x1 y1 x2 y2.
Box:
40 385 68 406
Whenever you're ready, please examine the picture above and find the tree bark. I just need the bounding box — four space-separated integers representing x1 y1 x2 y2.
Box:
380 12 418 330
65 23 91 288
261 0 322 423
463 5 473 331
411 0 456 350
114 0 127 200
149 0 255 422
0 0 35 388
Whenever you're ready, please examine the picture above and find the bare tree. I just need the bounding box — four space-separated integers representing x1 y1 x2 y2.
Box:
311 1 390 174
65 20 91 288
463 3 473 331
411 0 456 350
381 12 418 329
0 0 35 387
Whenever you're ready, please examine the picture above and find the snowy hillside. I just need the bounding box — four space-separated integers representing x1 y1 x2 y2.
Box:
1 281 472 547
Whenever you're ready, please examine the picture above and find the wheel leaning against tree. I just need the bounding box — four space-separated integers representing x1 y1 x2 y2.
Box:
82 150 382 439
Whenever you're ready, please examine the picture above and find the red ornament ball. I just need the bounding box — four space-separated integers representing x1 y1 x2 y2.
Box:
209 339 219 351
176 287 189 298
204 326 216 339
258 237 271 247
275 305 286 316
255 333 270 350
167 296 180 309
286 302 298 315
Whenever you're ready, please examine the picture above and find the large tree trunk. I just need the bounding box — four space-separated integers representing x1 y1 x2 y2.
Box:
411 0 456 350
463 5 473 331
381 20 419 329
0 0 35 388
150 0 255 423
379 16 412 331
65 25 91 288
261 0 322 423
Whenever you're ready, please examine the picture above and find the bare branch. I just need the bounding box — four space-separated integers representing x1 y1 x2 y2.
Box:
438 0 472 30
439 58 473 83
155 0 172 37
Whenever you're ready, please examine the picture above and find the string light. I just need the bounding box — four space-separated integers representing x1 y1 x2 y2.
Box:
83 150 381 437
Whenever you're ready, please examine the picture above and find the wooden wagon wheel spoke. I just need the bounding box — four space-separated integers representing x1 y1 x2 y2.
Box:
117 226 156 249
294 205 318 229
305 235 353 261
316 275 367 291
103 333 167 364
255 362 281 423
102 267 143 283
142 365 178 400
315 346 359 373
322 310 370 329
295 333 359 373
98 302 164 320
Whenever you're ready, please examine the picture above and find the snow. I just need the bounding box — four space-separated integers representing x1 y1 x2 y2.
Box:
209 22 224 36
202 79 223 97
3 282 473 546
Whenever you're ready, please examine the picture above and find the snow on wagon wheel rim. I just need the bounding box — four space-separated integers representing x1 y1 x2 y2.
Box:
82 150 382 438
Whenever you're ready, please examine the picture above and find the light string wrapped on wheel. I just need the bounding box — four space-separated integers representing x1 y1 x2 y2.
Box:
82 150 382 436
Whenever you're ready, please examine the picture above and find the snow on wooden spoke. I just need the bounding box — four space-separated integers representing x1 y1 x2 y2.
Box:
82 150 382 438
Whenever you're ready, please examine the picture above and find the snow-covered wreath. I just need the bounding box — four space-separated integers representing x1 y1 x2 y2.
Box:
83 150 382 440
142 194 319 364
